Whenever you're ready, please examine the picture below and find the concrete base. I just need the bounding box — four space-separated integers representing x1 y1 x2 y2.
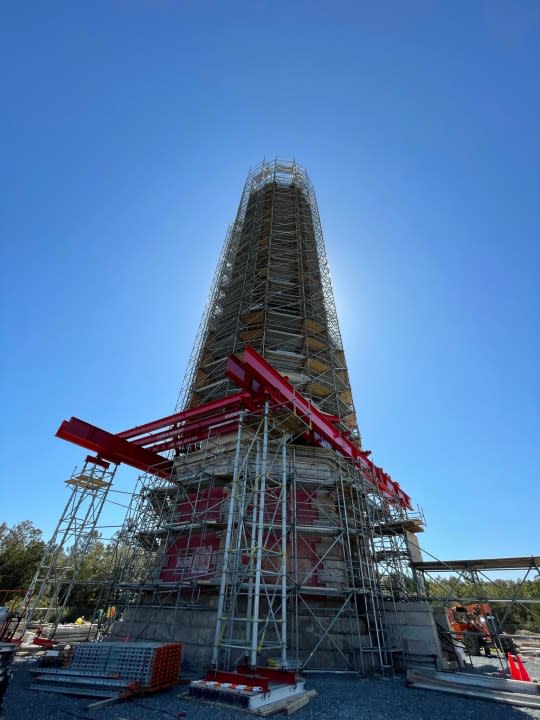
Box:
114 595 381 674
384 601 445 672
113 595 444 674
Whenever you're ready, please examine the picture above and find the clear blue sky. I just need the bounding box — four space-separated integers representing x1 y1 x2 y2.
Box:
1 1 539 564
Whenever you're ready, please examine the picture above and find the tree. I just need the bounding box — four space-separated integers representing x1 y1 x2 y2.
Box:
425 575 540 633
0 521 46 604
63 533 116 621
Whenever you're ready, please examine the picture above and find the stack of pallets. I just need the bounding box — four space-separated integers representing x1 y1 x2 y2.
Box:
30 641 182 699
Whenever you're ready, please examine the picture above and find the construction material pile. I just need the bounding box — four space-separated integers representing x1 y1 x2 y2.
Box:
187 666 316 714
35 622 98 645
30 641 182 701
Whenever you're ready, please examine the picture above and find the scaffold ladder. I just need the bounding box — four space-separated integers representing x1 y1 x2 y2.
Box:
20 457 116 637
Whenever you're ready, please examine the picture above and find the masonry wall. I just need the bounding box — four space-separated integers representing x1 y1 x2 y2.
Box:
115 595 378 674
383 601 445 672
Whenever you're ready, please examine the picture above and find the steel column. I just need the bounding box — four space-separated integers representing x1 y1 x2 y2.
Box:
212 411 245 667
250 400 269 667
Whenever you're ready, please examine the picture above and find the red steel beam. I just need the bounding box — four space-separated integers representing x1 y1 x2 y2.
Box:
205 670 270 693
56 348 410 509
117 390 253 440
143 421 242 455
131 408 247 448
227 346 412 510
236 665 298 685
56 418 173 478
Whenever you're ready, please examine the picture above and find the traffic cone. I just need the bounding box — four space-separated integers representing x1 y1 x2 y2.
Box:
515 654 531 682
507 653 520 680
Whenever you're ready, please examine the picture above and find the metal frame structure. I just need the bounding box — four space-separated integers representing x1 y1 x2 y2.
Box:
26 161 433 674
413 556 540 626
175 160 361 442
54 346 423 673
19 457 116 634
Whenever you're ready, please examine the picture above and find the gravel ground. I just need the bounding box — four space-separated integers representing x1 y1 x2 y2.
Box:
468 652 540 682
2 657 540 720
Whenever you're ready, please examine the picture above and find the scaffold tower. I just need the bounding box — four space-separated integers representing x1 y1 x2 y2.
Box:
177 161 360 441
20 457 116 635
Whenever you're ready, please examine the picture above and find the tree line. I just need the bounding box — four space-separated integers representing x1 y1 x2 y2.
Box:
0 520 116 622
424 574 540 633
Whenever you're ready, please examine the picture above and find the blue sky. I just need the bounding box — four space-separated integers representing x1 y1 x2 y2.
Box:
1 1 539 564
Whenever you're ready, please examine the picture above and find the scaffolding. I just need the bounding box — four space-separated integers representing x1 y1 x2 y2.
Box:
19 457 116 634
412 555 540 672
25 160 437 674
176 160 361 443
99 370 425 673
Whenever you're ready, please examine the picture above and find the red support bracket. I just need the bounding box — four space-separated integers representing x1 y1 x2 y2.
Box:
117 391 253 440
236 665 298 685
131 409 245 449
205 669 270 692
56 418 173 478
226 346 412 510
85 455 110 469
147 421 242 455
55 347 412 509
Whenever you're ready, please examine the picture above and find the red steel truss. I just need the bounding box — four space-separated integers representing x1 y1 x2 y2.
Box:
228 346 412 509
56 346 412 509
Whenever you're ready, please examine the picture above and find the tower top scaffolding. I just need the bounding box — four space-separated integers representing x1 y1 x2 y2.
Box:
175 159 359 443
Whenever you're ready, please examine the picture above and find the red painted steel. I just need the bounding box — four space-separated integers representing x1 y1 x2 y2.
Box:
85 455 110 469
227 346 412 510
117 391 253 439
205 669 270 692
236 665 298 685
131 409 245 448
56 418 173 478
56 346 411 509
146 422 241 455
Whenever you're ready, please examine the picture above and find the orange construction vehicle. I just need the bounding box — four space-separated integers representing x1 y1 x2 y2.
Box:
448 603 517 656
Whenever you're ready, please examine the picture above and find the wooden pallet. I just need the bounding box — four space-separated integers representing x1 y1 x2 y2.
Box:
252 689 317 716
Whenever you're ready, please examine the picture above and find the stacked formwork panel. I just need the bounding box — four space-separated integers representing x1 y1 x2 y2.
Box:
30 642 183 698
104 161 433 673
